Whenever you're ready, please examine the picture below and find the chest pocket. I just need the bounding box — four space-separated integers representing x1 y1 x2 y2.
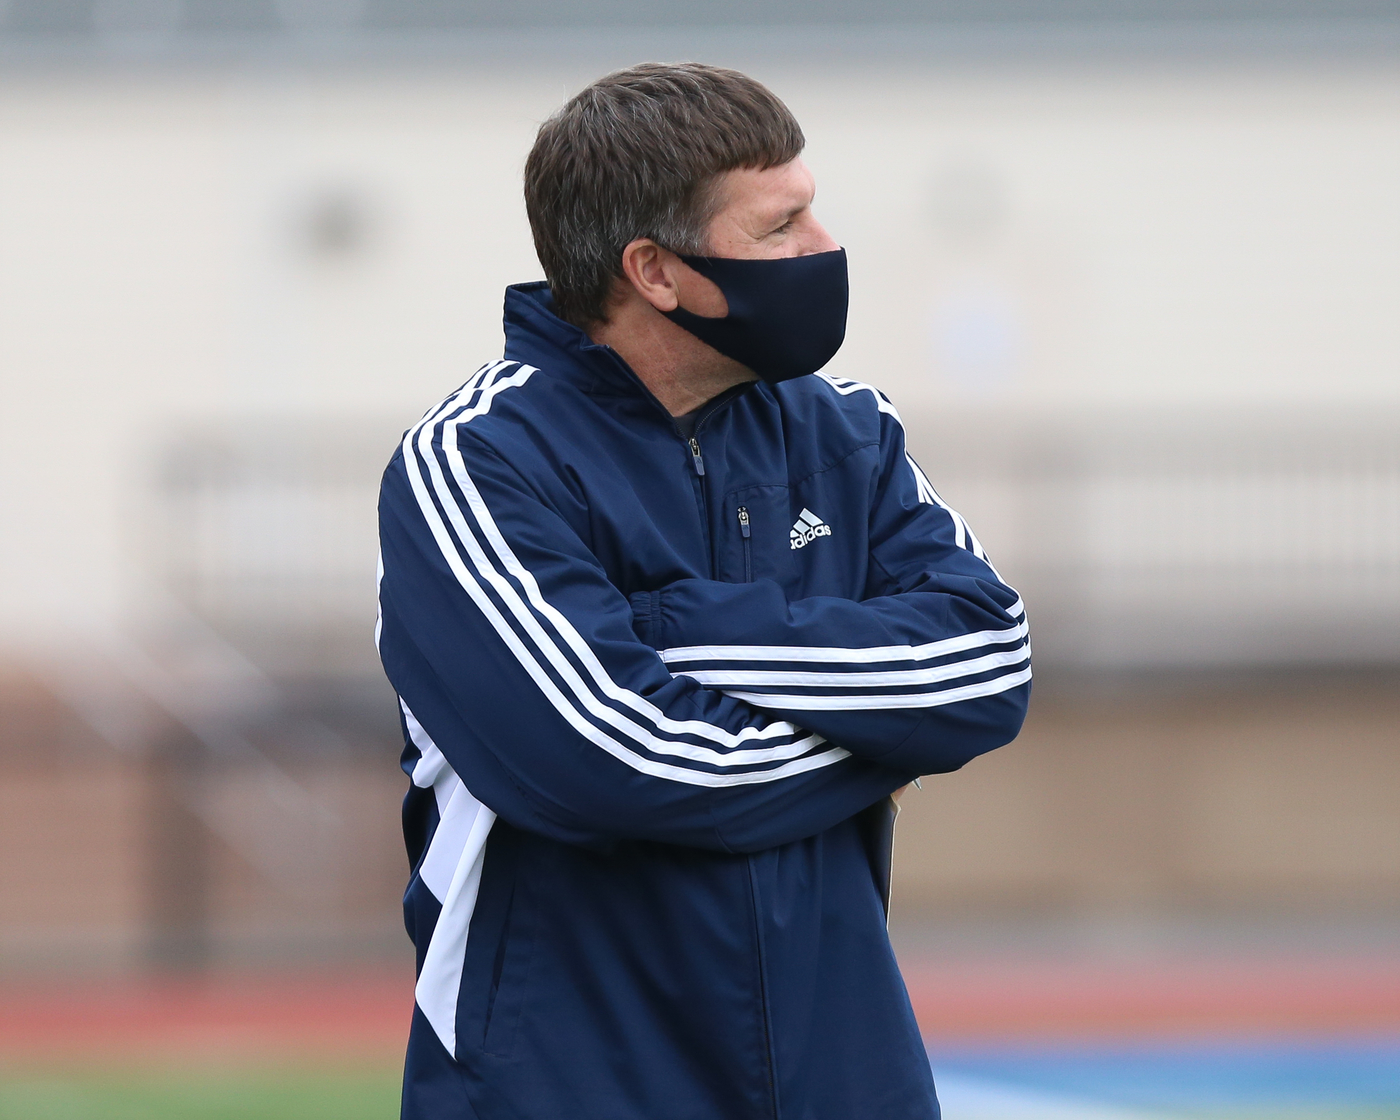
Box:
716 484 799 587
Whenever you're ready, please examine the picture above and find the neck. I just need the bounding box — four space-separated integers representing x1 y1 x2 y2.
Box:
588 298 756 417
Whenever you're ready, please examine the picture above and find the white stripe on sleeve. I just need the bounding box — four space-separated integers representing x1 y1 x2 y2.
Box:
724 664 1033 711
659 613 1027 669
677 644 1030 690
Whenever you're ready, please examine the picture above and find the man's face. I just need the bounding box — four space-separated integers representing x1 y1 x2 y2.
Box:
703 159 839 260
608 157 840 331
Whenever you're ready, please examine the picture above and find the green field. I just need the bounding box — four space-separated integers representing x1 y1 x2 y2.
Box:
0 1069 401 1120
4 1070 1396 1120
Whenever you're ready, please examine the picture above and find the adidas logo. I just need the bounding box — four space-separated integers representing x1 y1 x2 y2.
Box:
790 508 832 550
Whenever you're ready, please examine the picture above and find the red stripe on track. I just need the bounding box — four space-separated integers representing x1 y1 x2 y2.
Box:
903 956 1400 1041
0 971 414 1068
4 956 1399 1068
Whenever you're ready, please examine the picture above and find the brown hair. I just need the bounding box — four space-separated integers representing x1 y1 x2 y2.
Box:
523 62 804 327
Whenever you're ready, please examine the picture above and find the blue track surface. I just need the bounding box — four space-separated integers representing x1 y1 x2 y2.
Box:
930 1034 1400 1110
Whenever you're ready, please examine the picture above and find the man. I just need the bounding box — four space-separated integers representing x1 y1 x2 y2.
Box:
377 62 1030 1120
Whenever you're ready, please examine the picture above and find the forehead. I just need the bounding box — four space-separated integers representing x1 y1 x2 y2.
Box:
712 159 815 220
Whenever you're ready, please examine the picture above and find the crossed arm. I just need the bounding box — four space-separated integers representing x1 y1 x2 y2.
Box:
377 410 1028 854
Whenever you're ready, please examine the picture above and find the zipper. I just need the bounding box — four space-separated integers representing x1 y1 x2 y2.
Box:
684 435 711 573
737 505 753 583
687 437 705 476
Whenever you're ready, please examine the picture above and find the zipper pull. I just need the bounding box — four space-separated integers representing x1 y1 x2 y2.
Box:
737 506 751 538
687 437 705 476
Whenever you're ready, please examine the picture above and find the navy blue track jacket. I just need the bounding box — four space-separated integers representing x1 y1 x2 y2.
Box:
377 283 1031 1120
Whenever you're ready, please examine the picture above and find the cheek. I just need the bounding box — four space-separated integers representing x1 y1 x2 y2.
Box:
677 270 729 317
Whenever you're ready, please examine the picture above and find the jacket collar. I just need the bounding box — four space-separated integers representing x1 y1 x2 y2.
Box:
501 281 763 427
502 282 641 394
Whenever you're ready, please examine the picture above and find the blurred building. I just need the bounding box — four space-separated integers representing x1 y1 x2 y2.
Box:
1 1 1398 973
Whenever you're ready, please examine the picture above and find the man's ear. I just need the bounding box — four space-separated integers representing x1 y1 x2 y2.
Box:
619 238 681 313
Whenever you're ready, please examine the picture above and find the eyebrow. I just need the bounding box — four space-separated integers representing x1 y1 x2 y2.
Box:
766 200 809 231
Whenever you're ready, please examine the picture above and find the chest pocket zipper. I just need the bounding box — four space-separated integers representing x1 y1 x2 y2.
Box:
736 506 753 583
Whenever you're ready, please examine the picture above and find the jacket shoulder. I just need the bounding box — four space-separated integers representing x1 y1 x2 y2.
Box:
406 358 583 460
773 372 902 450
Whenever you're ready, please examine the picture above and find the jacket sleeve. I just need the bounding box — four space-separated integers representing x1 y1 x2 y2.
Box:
376 416 913 855
632 387 1030 775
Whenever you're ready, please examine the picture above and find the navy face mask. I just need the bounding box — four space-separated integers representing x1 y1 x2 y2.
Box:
660 248 848 384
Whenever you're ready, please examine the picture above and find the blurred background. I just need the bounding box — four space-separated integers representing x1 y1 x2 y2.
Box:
1 2 1398 1117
